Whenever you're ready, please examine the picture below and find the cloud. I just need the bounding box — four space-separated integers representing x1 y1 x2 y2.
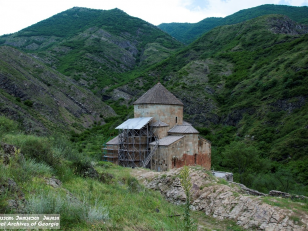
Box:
278 0 291 5
181 0 210 11
302 0 308 6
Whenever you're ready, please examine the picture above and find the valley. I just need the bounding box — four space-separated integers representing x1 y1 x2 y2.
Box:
0 4 308 230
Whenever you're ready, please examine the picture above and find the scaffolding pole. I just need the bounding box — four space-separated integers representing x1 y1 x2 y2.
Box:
118 123 158 168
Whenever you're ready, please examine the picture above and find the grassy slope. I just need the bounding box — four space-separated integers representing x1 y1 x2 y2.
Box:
0 116 246 230
0 7 183 91
158 4 308 44
109 15 308 194
0 46 115 134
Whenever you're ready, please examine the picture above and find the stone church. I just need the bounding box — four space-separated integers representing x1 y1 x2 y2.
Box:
103 83 211 171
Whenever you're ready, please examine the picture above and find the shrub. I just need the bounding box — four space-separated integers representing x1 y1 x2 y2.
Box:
179 166 196 231
0 116 18 134
55 164 75 183
51 135 75 160
98 172 114 184
24 100 33 107
22 158 53 176
72 159 93 177
26 190 109 225
97 161 114 169
21 137 58 167
3 134 59 168
127 176 142 193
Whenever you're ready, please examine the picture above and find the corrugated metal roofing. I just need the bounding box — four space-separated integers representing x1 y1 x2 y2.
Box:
115 117 152 130
182 121 192 126
150 136 184 146
106 136 119 145
150 120 169 127
134 83 183 106
168 125 199 134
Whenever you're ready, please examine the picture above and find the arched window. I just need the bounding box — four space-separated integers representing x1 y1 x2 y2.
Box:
175 117 178 124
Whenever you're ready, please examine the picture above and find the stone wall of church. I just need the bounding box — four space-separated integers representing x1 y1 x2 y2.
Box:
134 104 183 128
171 136 211 170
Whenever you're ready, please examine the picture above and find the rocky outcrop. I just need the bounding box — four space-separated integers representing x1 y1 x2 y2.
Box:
268 16 308 35
45 177 62 188
0 178 26 213
222 107 256 126
0 143 25 165
133 168 308 231
271 96 307 114
0 46 116 133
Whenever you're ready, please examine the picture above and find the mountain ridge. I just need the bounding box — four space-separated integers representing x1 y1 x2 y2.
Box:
158 4 308 44
0 7 183 91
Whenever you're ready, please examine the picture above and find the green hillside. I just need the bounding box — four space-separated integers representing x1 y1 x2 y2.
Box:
158 4 308 44
1 5 307 197
1 116 249 230
0 7 183 90
1 6 308 229
0 46 115 134
111 15 308 195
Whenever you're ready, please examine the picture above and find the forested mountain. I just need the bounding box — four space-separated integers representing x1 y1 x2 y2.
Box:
110 15 308 194
0 7 183 91
158 4 308 44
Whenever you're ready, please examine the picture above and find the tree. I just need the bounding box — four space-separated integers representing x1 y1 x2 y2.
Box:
179 165 196 231
222 141 267 184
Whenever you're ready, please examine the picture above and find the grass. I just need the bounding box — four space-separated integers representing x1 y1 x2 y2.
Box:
192 210 246 231
0 128 246 230
2 116 306 230
262 196 308 210
0 119 221 230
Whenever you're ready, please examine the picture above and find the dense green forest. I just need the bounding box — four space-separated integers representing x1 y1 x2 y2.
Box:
159 4 308 44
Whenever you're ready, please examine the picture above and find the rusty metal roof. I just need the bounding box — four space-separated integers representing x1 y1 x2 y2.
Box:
115 117 153 130
134 83 183 106
106 136 119 145
150 136 184 146
168 125 199 134
150 120 169 127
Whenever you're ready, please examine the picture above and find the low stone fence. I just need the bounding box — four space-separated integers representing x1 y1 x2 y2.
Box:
231 182 267 196
231 183 308 200
269 190 308 200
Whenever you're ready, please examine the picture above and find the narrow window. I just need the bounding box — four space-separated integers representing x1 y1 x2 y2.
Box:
175 117 178 124
173 158 176 168
194 154 197 165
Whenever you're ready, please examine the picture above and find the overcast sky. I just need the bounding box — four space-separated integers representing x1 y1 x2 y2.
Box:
1 0 308 36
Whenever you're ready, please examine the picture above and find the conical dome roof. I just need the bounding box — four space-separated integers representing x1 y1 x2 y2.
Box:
133 83 183 106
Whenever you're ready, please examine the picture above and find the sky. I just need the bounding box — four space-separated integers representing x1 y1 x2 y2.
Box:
0 0 308 36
